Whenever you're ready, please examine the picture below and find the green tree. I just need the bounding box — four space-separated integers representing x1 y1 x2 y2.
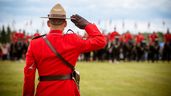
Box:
1 25 7 43
6 25 11 42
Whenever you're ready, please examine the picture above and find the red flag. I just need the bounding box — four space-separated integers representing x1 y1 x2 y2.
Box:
12 20 16 26
122 21 125 28
109 19 112 25
134 22 137 29
12 20 16 30
30 20 32 26
114 26 116 31
148 22 151 29
162 21 165 26
25 21 28 26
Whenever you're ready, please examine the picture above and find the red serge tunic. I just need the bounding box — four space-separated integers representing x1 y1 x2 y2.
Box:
23 24 106 96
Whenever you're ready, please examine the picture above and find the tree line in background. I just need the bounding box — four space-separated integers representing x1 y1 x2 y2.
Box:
0 25 11 43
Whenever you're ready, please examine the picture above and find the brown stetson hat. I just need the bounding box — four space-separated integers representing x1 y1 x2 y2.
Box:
41 3 70 19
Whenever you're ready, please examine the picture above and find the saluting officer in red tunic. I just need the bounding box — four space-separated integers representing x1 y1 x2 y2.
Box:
23 3 106 96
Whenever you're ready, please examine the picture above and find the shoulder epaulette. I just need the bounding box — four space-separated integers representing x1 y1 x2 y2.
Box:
32 34 46 40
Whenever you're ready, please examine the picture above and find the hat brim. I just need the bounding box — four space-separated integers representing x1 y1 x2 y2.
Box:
40 17 71 19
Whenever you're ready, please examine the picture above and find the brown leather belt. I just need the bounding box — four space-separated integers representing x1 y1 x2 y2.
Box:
39 74 72 81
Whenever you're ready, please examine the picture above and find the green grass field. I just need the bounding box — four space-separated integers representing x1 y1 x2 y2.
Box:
0 61 171 96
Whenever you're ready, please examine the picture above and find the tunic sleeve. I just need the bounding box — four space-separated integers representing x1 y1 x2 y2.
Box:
23 41 36 96
78 24 106 53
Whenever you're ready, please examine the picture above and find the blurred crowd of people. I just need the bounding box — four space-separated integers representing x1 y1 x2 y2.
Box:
0 31 39 60
80 29 171 63
0 29 171 62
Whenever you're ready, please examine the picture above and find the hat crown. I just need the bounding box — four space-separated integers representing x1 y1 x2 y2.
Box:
50 3 66 15
41 3 67 19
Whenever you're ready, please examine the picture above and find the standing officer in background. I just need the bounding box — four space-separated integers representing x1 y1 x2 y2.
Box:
163 29 171 61
23 3 106 96
135 32 145 61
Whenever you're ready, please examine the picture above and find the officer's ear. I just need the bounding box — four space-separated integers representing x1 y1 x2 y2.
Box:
47 20 50 27
64 20 67 27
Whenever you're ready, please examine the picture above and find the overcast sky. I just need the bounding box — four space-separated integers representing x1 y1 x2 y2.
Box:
0 0 171 34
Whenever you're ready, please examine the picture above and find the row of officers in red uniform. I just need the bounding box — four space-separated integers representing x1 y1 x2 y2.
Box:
82 29 171 62
107 28 171 45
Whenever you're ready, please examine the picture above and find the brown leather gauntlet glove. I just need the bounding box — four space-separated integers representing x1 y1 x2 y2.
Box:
71 14 90 29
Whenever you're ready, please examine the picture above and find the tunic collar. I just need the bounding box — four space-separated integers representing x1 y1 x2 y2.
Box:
49 30 63 35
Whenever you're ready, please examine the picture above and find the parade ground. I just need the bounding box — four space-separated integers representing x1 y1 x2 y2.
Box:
0 61 171 96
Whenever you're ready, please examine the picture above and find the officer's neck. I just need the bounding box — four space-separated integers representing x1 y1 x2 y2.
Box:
50 27 64 31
